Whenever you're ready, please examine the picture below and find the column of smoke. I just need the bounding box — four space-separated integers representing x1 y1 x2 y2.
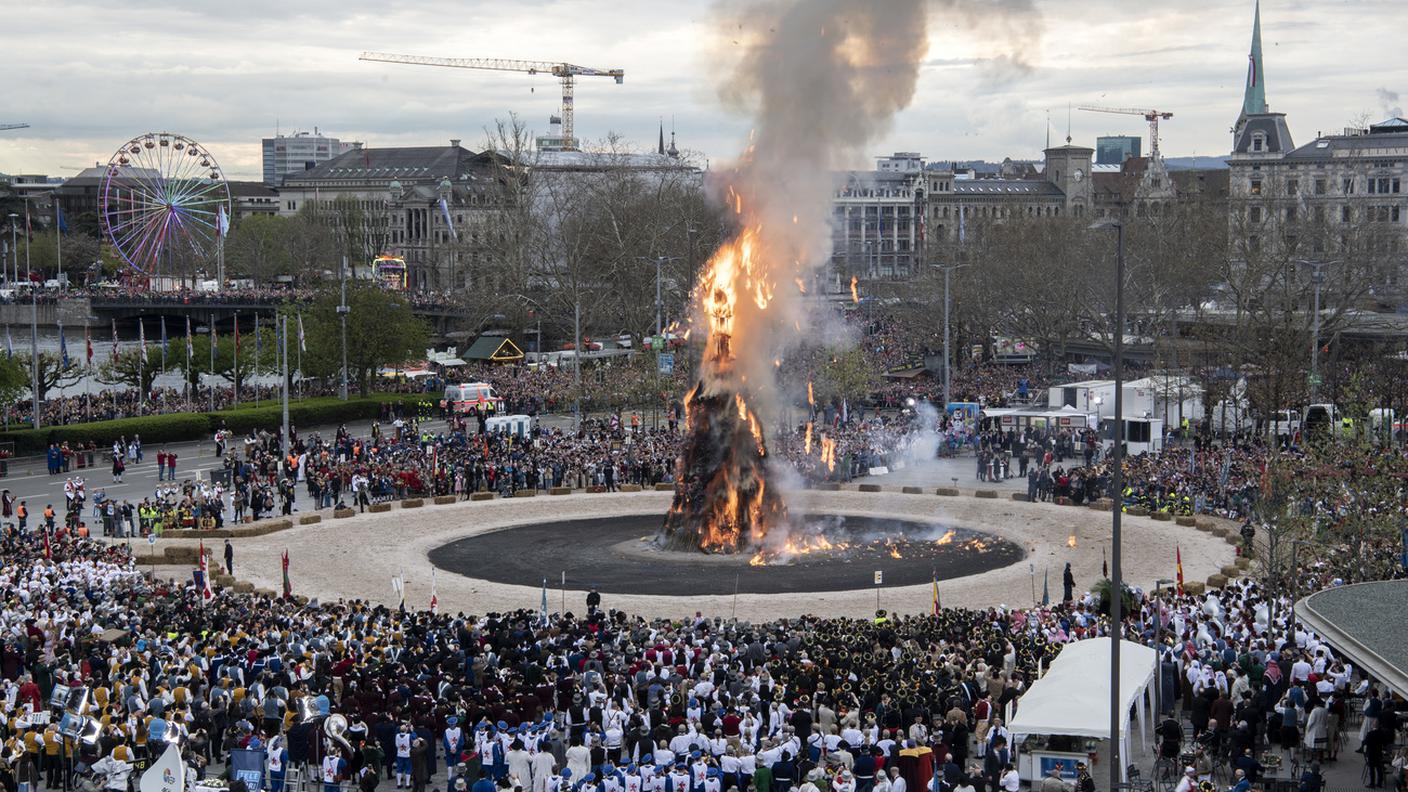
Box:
660 0 930 554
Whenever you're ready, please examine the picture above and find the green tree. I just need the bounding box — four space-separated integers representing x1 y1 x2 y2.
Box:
302 283 429 396
0 355 28 407
17 352 81 401
96 344 162 393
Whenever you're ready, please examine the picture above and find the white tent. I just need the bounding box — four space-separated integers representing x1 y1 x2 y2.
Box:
1007 638 1157 780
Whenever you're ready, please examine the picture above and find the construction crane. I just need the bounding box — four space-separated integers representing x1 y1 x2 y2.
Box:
1076 106 1173 159
0 123 29 132
359 52 623 151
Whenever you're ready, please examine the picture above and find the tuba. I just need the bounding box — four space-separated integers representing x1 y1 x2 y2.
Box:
324 714 355 759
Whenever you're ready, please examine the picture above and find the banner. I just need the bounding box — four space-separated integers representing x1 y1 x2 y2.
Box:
228 749 266 792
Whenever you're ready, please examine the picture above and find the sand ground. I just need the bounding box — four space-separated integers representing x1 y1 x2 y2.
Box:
126 487 1235 621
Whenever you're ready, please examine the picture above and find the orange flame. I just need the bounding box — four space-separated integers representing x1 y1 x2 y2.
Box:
804 421 813 454
850 276 859 304
1067 534 1078 548
888 543 903 559
807 381 815 406
819 434 836 472
934 529 956 545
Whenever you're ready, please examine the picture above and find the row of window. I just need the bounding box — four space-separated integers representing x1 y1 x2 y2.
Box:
1248 204 1403 223
1250 176 1402 196
930 204 1063 219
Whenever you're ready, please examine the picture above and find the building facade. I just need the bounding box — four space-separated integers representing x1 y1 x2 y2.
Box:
830 153 927 281
261 130 360 186
1096 135 1141 166
1226 1 1408 298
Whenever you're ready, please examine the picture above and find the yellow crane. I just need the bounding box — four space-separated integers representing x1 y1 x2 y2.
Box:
359 52 624 151
1077 106 1173 159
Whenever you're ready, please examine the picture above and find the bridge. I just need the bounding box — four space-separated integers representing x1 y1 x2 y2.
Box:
0 296 466 335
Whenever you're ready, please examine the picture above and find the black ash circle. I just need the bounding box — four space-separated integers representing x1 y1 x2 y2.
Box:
429 514 1024 595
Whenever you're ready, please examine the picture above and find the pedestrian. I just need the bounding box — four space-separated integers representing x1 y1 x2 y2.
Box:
157 449 167 482
1062 563 1075 603
224 539 234 575
168 450 178 480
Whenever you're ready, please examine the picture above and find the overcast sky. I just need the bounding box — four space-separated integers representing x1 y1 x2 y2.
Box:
2 0 1405 181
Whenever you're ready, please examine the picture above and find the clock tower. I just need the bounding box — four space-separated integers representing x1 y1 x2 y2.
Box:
1044 141 1094 216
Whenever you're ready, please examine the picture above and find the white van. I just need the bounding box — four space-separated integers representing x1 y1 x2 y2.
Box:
485 414 537 438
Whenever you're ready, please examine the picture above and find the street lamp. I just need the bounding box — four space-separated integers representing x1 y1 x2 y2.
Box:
637 256 680 429
1090 217 1125 792
1292 258 1339 401
933 262 969 410
338 257 349 401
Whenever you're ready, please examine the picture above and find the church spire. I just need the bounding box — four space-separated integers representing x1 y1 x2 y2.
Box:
658 121 666 155
1242 0 1268 116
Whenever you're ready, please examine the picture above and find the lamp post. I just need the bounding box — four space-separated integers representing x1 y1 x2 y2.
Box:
1292 259 1339 401
1091 217 1125 791
928 262 968 410
338 256 349 401
638 255 680 429
1153 577 1174 716
23 199 38 431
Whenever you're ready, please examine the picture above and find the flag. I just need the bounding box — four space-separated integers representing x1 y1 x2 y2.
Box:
138 320 147 363
59 328 69 369
196 540 214 603
297 313 306 353
429 569 439 614
439 197 458 242
1175 545 1185 596
255 315 261 364
391 572 405 612
111 319 118 361
931 572 940 615
958 205 967 244
85 325 93 367
185 316 193 362
216 205 229 238
234 320 240 357
1102 546 1108 579
55 205 69 234
1041 568 1050 606
4 326 11 358
161 317 169 362
281 549 291 598
42 532 51 559
540 578 549 627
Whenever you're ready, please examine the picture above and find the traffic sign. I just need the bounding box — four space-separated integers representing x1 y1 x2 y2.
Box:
657 353 675 374
873 570 883 585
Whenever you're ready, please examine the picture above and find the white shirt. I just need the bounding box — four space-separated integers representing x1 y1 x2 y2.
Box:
1000 770 1020 792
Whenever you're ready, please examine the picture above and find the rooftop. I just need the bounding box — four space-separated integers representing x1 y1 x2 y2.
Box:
1298 579 1408 698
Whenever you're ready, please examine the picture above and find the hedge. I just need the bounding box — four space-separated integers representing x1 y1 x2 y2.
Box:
0 394 426 455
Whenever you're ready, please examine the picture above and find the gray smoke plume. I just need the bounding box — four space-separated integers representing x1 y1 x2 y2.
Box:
1378 87 1403 119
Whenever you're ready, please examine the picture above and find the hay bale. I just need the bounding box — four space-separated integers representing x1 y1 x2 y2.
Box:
513 489 538 498
1195 522 1214 532
1151 512 1172 522
1234 556 1251 570
401 498 424 509
586 485 606 494
334 508 355 519
902 486 924 495
654 483 674 492
369 503 391 513
1221 565 1241 578
434 495 457 505
814 483 841 491
1010 493 1029 502
1184 580 1207 596
975 490 998 499
470 492 495 501
254 588 277 598
232 580 255 593
213 574 235 587
1225 534 1241 546
1088 501 1110 511
1128 506 1150 517
1175 516 1196 526
936 487 959 496
1054 496 1071 506
164 546 200 565
298 515 321 526
1206 574 1228 589
549 487 573 496
858 484 882 493
619 484 643 492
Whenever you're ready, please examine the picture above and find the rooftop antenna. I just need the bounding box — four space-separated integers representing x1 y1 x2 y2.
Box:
1045 109 1051 149
1066 103 1072 144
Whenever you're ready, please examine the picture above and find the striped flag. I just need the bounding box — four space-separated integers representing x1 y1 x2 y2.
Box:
429 568 439 614
111 319 118 361
186 317 193 362
85 325 93 367
297 313 306 353
281 549 291 599
1175 545 1185 596
540 578 549 627
138 320 147 363
931 571 941 615
196 540 214 603
59 326 69 368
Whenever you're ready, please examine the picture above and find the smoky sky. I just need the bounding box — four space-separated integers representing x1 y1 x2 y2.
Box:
2 0 1406 180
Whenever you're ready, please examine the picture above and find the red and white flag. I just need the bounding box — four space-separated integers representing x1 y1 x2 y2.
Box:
197 540 214 603
1175 545 1185 597
85 325 93 367
429 568 439 614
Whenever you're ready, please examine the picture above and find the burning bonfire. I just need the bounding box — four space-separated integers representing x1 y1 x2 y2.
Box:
659 227 791 553
656 0 931 556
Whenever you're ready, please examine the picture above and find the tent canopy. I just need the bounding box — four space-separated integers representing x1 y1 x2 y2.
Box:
1007 637 1156 740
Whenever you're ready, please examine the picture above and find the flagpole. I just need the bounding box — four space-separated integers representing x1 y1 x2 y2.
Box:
254 314 261 407
55 205 62 285
27 198 39 430
281 314 290 464
233 310 239 408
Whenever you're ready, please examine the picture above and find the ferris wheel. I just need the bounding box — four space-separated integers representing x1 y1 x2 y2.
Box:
99 131 231 275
